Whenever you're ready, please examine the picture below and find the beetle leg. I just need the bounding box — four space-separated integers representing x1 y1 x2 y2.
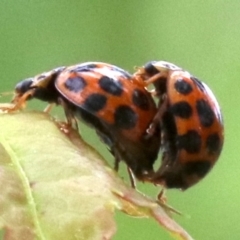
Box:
157 188 167 203
58 97 79 131
127 167 136 188
112 146 136 188
114 154 120 172
44 103 55 113
144 72 165 85
146 95 168 138
0 89 35 112
134 69 165 84
149 89 158 96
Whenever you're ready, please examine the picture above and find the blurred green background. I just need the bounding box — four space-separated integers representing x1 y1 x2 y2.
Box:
0 1 238 239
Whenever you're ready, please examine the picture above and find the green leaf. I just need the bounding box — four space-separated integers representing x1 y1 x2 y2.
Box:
0 111 193 240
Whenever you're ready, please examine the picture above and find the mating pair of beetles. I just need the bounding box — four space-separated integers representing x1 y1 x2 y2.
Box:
0 60 224 192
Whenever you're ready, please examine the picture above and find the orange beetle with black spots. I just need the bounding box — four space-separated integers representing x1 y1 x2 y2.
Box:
1 62 161 184
134 61 224 190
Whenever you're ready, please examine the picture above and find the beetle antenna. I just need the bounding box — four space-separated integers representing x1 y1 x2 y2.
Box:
0 91 14 97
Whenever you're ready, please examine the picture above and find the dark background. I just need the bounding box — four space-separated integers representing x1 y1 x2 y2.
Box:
0 1 238 239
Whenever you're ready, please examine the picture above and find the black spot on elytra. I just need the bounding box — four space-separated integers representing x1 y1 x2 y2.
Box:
111 66 132 79
206 133 222 154
132 89 151 110
99 76 123 96
177 130 201 153
174 79 193 95
191 76 205 92
170 101 193 118
184 160 211 177
196 99 215 127
73 63 97 72
144 61 159 76
64 76 86 93
83 94 107 112
114 105 138 129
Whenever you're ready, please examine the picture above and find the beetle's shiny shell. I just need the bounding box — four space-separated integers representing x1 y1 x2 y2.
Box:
135 61 224 189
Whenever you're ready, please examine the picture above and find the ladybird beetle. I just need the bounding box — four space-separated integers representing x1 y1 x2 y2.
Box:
1 62 161 184
134 61 224 190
